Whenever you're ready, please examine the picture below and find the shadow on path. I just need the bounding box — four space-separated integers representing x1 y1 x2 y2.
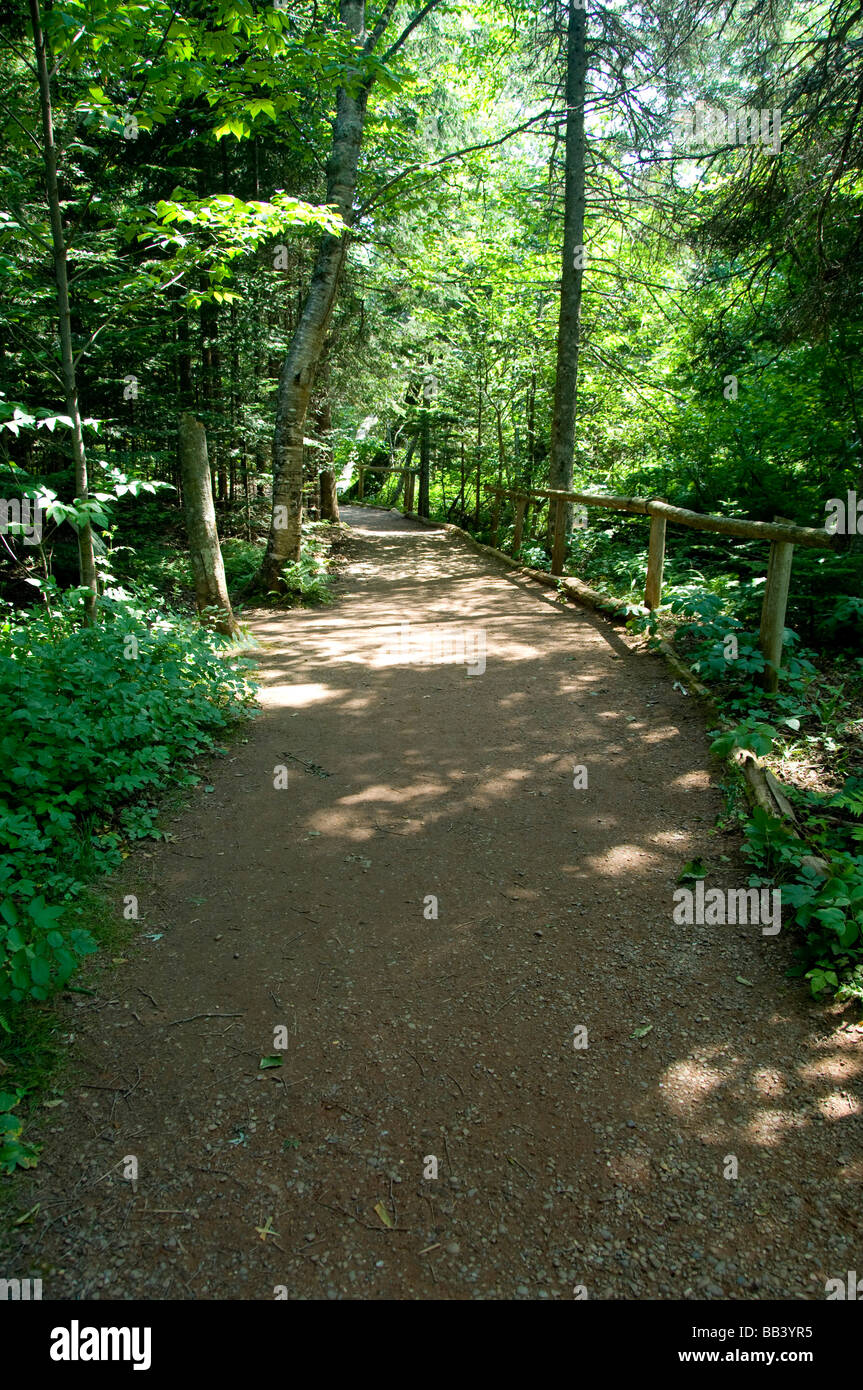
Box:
12 507 861 1301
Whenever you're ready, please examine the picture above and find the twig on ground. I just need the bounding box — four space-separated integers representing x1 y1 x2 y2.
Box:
168 1012 245 1026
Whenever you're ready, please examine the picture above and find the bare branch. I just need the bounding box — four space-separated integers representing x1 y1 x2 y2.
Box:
380 0 445 62
358 109 559 218
0 98 42 151
364 0 400 54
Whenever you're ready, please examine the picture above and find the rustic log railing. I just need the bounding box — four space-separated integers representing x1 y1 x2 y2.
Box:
344 463 420 512
483 484 845 692
304 463 420 519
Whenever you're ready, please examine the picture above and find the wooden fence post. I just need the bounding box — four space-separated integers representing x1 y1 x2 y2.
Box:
759 520 795 692
644 511 667 610
358 466 365 502
405 471 415 513
551 495 568 575
512 495 527 554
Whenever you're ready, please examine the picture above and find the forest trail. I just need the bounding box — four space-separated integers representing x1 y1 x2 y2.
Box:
13 507 860 1300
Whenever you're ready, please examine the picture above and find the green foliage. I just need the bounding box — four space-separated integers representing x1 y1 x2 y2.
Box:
222 539 264 592
0 589 256 1005
823 594 863 645
125 193 345 308
667 590 863 1003
668 592 765 683
279 547 333 605
565 523 649 595
710 717 778 759
743 809 863 1005
518 543 551 572
0 1089 39 1174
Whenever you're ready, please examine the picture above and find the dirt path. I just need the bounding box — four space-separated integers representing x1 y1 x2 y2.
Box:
11 507 861 1300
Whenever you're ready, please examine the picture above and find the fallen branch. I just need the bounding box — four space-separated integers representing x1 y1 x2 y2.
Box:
168 1012 245 1026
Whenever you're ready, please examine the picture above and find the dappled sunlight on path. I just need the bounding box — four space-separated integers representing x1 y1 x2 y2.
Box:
13 506 861 1302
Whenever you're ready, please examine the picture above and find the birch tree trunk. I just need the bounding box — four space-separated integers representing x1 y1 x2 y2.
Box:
29 0 98 623
179 413 239 638
548 0 587 538
253 0 443 589
257 0 371 590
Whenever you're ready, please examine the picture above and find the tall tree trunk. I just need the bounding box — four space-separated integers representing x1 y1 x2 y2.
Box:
29 0 98 623
390 433 416 508
174 293 194 499
548 0 587 535
526 367 536 488
176 296 194 408
494 400 505 483
253 0 442 587
319 469 340 522
243 441 251 539
312 390 337 522
418 372 432 518
229 301 240 505
257 0 371 590
474 366 483 525
179 413 238 638
201 298 224 501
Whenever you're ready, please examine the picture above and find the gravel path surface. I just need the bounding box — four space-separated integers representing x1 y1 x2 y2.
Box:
9 506 861 1300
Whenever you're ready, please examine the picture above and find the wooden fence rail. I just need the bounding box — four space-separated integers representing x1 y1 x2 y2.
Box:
349 464 419 511
483 484 845 692
318 464 846 693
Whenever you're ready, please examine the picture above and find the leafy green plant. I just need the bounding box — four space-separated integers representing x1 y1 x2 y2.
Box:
279 549 333 603
710 716 779 759
518 543 551 571
742 806 863 1003
647 585 863 1005
0 884 96 1005
627 607 659 641
223 539 265 591
0 587 256 1005
0 1090 40 1173
823 594 863 643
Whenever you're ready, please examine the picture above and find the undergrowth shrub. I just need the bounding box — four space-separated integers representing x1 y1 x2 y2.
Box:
0 588 256 1016
280 546 333 603
629 584 863 1005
